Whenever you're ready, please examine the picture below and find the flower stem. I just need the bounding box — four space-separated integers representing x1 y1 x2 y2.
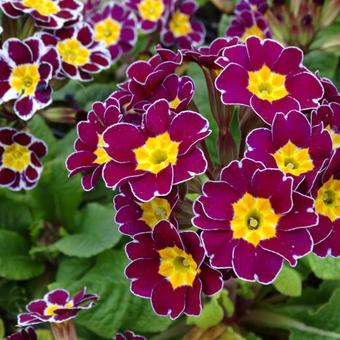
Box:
200 140 215 180
50 321 78 340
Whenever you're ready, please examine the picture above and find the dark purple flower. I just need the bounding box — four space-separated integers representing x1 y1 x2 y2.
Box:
114 184 179 236
235 0 268 15
310 150 340 257
17 288 98 326
0 0 83 29
193 158 317 284
102 99 210 202
226 10 271 42
125 220 223 319
0 37 59 120
0 128 47 191
7 327 37 340
161 0 205 49
90 3 137 62
66 96 122 191
215 37 324 124
38 23 110 81
115 331 146 340
319 76 340 104
246 110 333 192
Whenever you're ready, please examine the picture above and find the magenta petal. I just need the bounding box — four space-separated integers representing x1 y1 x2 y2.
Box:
27 300 47 314
309 215 333 245
102 161 139 188
144 99 170 136
246 128 275 154
152 220 184 250
184 278 202 316
199 262 223 296
46 289 70 305
17 313 42 326
125 233 157 260
0 168 16 186
180 231 205 266
313 220 340 257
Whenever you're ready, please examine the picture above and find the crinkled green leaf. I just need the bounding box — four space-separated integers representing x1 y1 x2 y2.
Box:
308 254 340 280
273 266 302 297
304 51 338 79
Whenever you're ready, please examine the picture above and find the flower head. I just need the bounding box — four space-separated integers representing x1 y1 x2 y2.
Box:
17 288 98 326
115 331 146 340
7 327 37 340
114 184 179 236
0 0 83 29
215 37 324 124
246 110 333 192
66 96 122 191
193 158 317 284
226 10 271 42
125 220 223 319
161 0 205 49
102 99 210 202
235 0 268 15
90 3 137 62
0 38 59 120
39 23 110 81
0 128 47 191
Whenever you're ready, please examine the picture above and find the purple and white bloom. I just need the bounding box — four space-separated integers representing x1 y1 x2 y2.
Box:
39 23 110 81
215 36 324 124
235 0 268 15
17 288 98 326
161 0 205 49
115 331 146 340
90 3 137 62
0 128 47 191
226 10 271 42
0 0 83 29
0 38 59 120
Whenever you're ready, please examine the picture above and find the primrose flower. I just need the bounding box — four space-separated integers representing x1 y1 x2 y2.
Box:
90 3 137 62
310 150 340 257
0 0 83 29
226 10 271 42
193 158 317 284
215 36 324 124
235 0 268 15
115 331 146 340
161 0 205 49
125 221 223 319
102 99 210 202
17 288 98 326
39 23 110 81
66 96 122 191
0 128 47 191
246 110 333 192
126 0 171 32
312 102 340 151
0 38 59 120
319 76 340 104
114 185 179 236
7 327 37 340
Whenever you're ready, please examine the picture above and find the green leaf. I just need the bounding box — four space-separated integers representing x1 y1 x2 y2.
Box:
218 14 233 37
219 289 235 317
304 51 338 79
28 159 82 229
307 254 340 280
53 250 172 338
53 203 121 257
273 266 302 297
0 229 44 280
0 318 4 339
36 330 53 340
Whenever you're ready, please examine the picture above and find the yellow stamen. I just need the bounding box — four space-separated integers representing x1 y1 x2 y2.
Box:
138 0 164 21
169 10 192 37
57 39 90 67
22 0 59 16
2 143 31 172
93 135 111 165
241 24 265 42
139 197 171 228
9 64 40 96
94 18 122 46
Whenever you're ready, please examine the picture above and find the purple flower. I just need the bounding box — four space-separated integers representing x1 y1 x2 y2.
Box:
310 150 340 257
235 0 268 15
38 23 110 81
125 220 223 319
215 36 324 124
126 0 172 32
0 38 59 120
193 158 317 284
115 331 146 340
0 0 83 29
66 96 122 191
161 0 205 49
17 288 98 326
319 76 340 104
7 327 37 340
246 110 333 192
226 10 271 42
90 3 137 62
0 128 47 191
114 184 179 236
102 99 210 202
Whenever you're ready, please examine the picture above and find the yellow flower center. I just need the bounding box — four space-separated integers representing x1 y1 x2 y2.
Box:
169 96 181 110
44 301 73 316
94 18 122 46
272 140 314 177
315 176 340 222
241 25 265 42
138 0 164 21
139 197 171 228
57 39 90 67
169 10 192 37
2 143 31 172
133 132 179 174
158 246 200 289
22 0 60 16
93 135 111 165
231 193 279 247
247 65 288 102
250 4 258 11
9 64 40 97
325 125 340 150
